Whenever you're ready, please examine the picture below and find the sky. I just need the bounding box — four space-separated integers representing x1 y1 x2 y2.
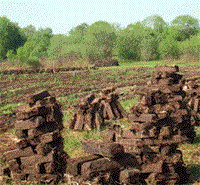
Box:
0 0 199 35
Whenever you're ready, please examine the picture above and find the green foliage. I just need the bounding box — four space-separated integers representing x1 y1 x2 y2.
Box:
140 35 159 61
0 16 26 59
69 23 89 44
83 21 117 62
47 24 89 62
15 27 52 66
6 50 17 65
171 15 199 41
6 50 15 58
47 34 71 59
1 14 199 68
117 23 150 60
180 33 200 59
60 43 84 59
158 35 181 59
171 15 199 29
27 56 41 67
22 25 37 37
142 14 168 33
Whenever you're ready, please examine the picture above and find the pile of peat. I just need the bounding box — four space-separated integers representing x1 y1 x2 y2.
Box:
1 91 69 185
69 87 127 131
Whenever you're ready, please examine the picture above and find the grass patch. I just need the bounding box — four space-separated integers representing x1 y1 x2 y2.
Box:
178 126 200 184
0 90 15 99
61 128 107 158
120 97 138 112
99 60 166 70
0 102 24 115
88 73 96 79
18 74 30 80
72 73 81 80
58 94 81 108
98 59 200 71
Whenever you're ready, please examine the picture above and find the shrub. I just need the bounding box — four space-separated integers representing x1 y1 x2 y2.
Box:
180 33 200 61
158 36 181 59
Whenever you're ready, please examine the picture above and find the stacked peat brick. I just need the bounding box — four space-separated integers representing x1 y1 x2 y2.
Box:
66 123 189 185
183 76 200 126
69 87 127 130
111 116 189 184
116 65 195 184
65 66 194 185
68 94 104 130
66 138 127 184
100 86 128 120
2 91 69 185
130 65 196 143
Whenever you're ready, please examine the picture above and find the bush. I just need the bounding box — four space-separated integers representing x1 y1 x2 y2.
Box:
180 33 200 60
47 35 72 59
158 36 181 59
0 17 26 59
140 36 159 61
15 28 52 65
117 31 140 60
84 21 117 63
116 23 148 61
27 56 41 67
6 50 17 65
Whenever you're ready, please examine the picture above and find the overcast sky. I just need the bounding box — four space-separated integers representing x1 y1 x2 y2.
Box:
1 0 199 34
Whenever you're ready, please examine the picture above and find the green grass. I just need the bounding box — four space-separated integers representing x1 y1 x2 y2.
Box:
88 73 96 79
120 97 138 112
61 128 108 158
71 72 81 80
98 60 166 70
0 90 15 98
0 102 24 115
178 127 200 184
18 73 30 80
98 59 200 71
58 94 81 108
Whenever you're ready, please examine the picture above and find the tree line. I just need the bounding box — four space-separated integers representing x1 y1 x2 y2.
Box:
0 14 199 67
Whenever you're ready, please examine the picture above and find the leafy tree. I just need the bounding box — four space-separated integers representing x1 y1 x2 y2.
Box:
170 15 199 41
111 23 123 33
83 21 117 62
47 34 71 59
47 35 85 64
140 35 159 61
142 14 168 33
179 32 200 60
47 24 88 61
117 23 151 60
15 28 52 66
0 16 26 59
68 23 88 44
171 15 199 29
22 25 37 37
158 35 180 59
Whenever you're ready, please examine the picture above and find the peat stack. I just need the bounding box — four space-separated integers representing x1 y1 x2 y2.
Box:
67 120 189 185
130 65 196 143
66 139 125 184
183 76 200 126
68 94 104 130
2 91 69 185
110 115 189 184
100 87 128 120
68 87 127 131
